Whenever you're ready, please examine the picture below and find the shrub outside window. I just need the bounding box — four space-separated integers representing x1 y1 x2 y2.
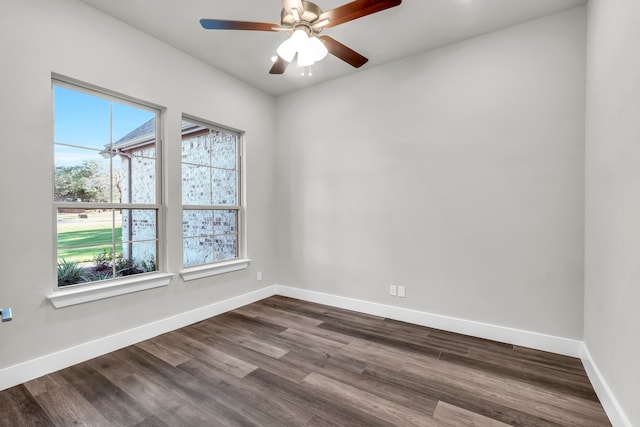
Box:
53 80 161 287
181 118 242 268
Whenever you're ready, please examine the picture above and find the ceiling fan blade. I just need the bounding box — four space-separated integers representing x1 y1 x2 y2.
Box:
319 0 402 28
282 0 305 15
200 19 279 32
319 36 368 68
269 56 290 74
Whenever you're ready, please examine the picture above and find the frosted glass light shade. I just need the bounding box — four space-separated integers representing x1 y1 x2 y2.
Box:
276 38 296 62
290 29 308 48
307 36 328 62
277 29 309 63
276 30 327 68
297 47 315 67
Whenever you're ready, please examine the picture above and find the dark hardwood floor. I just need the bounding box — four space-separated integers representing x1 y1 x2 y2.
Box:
0 296 611 426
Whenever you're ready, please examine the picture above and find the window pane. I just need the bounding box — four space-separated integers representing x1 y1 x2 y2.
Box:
57 209 118 261
56 209 121 287
183 210 213 267
54 86 110 150
183 237 213 267
214 233 237 261
183 210 213 238
182 209 237 266
54 146 111 203
182 164 211 205
214 209 237 236
212 169 237 206
121 209 157 242
112 102 155 144
117 209 157 276
130 155 156 204
182 132 211 166
212 131 237 169
214 210 237 261
115 241 157 276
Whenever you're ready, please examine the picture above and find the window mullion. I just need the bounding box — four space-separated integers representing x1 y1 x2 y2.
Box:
55 202 161 210
182 205 240 210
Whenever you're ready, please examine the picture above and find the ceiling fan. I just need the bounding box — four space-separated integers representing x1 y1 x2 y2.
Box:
200 0 402 75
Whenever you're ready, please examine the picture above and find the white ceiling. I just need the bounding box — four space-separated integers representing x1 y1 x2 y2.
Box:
76 0 587 96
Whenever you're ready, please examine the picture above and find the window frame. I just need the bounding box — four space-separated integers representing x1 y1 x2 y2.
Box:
48 75 171 307
180 115 249 281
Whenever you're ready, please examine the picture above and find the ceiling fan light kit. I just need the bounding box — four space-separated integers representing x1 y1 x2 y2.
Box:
277 29 329 66
199 0 402 75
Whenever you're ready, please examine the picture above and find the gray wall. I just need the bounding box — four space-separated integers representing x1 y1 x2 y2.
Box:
585 0 640 425
276 8 587 339
0 0 277 368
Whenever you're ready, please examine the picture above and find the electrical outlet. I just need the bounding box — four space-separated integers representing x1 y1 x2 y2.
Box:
389 285 397 296
257 271 263 281
398 286 406 298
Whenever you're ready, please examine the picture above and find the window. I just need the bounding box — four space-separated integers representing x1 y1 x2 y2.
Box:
53 80 161 288
181 118 243 270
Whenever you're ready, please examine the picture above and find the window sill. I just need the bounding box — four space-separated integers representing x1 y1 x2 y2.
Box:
180 258 251 282
47 272 173 309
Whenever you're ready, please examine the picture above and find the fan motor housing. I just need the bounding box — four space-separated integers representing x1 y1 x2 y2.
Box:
281 1 324 33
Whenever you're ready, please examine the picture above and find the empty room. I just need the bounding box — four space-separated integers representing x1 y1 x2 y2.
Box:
0 0 638 425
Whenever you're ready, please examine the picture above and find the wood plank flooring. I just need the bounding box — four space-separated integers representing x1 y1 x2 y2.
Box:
0 296 611 426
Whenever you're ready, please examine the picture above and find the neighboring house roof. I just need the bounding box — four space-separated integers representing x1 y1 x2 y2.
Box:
105 118 203 156
101 118 155 156
116 118 157 145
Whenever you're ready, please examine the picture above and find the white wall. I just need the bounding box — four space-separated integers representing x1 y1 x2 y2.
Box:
0 0 277 369
276 8 586 339
585 0 640 425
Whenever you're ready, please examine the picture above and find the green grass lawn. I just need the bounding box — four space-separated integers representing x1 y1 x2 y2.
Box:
57 226 122 263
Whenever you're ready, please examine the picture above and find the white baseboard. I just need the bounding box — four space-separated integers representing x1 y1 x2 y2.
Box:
274 285 583 357
580 345 632 427
0 285 277 391
0 284 630 427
